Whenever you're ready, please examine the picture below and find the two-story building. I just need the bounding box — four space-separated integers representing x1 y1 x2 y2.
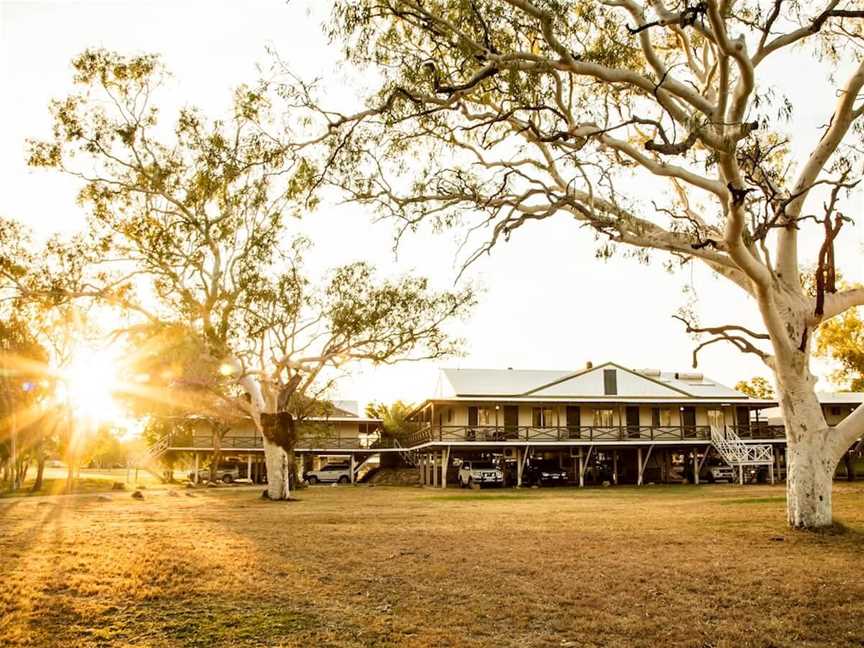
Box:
161 401 383 482
406 362 784 487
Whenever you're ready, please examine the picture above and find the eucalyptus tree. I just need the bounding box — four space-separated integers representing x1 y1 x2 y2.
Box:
295 1 864 526
28 50 473 499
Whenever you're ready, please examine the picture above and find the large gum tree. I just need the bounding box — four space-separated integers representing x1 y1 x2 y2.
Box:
296 1 864 527
27 50 474 500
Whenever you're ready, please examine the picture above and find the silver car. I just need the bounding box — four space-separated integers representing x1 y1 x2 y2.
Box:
457 461 504 488
304 463 352 484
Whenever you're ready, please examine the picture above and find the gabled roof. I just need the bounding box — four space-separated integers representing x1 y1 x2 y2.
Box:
434 362 751 401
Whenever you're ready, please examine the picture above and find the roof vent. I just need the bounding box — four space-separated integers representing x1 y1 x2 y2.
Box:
640 368 661 377
586 361 593 369
676 371 703 381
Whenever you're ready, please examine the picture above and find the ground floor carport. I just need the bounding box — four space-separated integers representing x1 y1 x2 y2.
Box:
411 440 788 488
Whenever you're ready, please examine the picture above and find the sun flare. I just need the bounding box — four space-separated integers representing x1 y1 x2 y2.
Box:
61 346 124 425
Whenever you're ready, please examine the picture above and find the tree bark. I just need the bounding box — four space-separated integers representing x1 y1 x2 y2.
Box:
263 438 291 500
785 437 835 528
775 360 838 528
31 456 45 492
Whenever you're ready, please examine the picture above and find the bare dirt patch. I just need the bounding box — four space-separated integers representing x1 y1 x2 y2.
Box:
1 483 863 647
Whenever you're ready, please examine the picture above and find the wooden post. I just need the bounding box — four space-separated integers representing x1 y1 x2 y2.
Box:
193 452 199 484
350 454 356 484
516 447 523 487
432 451 439 487
739 465 744 485
247 454 253 481
693 449 699 485
637 447 643 486
612 450 618 485
441 446 450 488
578 447 584 487
418 454 424 484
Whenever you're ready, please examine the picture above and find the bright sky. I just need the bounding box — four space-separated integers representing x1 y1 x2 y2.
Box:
1 0 862 408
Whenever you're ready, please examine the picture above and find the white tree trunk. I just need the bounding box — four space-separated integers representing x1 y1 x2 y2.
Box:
775 358 837 528
263 438 292 500
234 361 293 500
785 437 835 528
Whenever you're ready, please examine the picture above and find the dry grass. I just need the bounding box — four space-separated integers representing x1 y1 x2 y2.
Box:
1 468 163 499
2 482 864 647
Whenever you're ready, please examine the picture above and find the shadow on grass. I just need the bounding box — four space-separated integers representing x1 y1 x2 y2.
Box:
718 496 786 505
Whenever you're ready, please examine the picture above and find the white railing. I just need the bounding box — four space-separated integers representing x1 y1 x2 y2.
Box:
393 438 417 467
711 425 773 466
128 435 173 482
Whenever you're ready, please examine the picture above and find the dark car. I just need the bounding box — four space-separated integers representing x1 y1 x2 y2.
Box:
524 460 569 486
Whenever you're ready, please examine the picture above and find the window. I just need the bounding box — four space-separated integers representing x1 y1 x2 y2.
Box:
707 409 724 429
593 408 615 426
478 407 496 426
446 408 453 423
652 407 674 426
603 369 618 395
532 407 556 427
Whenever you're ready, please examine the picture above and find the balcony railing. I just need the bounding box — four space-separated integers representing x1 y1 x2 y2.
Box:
169 435 395 450
405 424 787 446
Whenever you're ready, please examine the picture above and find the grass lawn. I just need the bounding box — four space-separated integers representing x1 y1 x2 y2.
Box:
0 468 163 499
1 483 864 647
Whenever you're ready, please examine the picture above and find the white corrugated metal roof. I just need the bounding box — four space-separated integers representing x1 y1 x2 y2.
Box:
436 362 752 401
817 392 864 404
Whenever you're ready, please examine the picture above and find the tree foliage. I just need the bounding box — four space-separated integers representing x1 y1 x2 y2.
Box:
816 304 864 392
735 376 775 399
26 50 474 497
365 400 417 441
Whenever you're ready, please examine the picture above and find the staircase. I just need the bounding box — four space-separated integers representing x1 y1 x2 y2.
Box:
393 439 418 467
711 425 774 472
353 454 381 482
127 434 173 483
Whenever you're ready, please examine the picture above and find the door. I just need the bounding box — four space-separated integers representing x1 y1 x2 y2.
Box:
736 406 750 437
626 406 640 438
466 406 478 441
503 405 519 439
681 407 696 438
566 406 581 439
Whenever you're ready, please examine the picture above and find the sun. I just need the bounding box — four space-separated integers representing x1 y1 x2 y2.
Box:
61 346 123 424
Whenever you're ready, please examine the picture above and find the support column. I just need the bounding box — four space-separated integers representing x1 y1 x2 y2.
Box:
769 459 775 485
637 448 643 486
247 454 252 481
516 447 523 487
693 450 699 485
739 464 744 485
578 447 584 488
350 454 356 484
194 452 200 484
612 450 618 485
441 446 450 489
432 451 439 487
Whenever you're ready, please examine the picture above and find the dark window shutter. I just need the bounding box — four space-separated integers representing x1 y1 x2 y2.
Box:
468 406 478 426
603 369 618 395
652 407 660 427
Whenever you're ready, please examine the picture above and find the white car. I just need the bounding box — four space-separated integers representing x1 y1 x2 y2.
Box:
457 461 503 488
304 463 351 485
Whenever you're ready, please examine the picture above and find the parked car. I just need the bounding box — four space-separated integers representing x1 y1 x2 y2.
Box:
524 460 569 486
457 460 503 488
304 463 351 484
700 463 759 483
189 461 242 483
